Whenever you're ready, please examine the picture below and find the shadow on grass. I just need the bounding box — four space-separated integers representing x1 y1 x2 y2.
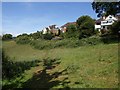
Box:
2 49 41 89
2 49 41 79
22 58 70 89
100 35 119 44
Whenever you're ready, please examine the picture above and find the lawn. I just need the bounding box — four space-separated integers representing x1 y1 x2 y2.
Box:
2 40 118 88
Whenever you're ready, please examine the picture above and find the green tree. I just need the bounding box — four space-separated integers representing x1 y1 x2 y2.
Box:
29 31 42 40
64 24 79 38
2 34 13 40
76 15 95 38
92 1 120 17
111 21 120 35
17 33 28 38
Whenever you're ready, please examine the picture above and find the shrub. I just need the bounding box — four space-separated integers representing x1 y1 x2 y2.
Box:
52 39 69 48
30 40 52 50
100 35 118 44
29 31 43 40
42 33 53 40
65 24 79 39
2 34 13 40
30 36 103 50
15 36 31 44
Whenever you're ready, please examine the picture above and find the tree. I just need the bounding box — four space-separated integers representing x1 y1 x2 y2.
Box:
2 34 13 40
17 33 28 38
110 21 120 35
65 24 79 38
76 15 95 38
92 1 120 17
29 31 42 40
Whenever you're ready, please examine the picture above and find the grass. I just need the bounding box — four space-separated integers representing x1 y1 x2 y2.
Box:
2 40 118 88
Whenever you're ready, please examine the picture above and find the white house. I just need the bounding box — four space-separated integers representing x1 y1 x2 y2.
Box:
95 15 118 31
42 27 49 34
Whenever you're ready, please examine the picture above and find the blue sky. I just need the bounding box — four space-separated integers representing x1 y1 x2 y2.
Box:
2 2 97 36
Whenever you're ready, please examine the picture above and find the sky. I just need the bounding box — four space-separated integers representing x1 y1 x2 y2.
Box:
2 2 98 36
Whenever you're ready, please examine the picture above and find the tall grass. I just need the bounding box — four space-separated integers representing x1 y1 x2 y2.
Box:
30 36 103 50
2 40 118 88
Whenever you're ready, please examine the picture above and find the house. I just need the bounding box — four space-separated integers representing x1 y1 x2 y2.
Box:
42 27 51 34
42 25 60 36
95 15 118 31
60 22 76 33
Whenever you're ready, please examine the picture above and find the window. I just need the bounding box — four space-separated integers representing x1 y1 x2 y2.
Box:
103 26 105 29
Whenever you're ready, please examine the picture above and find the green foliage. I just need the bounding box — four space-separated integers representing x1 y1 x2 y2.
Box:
92 2 120 17
2 34 13 40
76 15 95 38
77 16 93 26
42 33 53 40
30 36 103 50
29 31 42 40
43 58 61 69
66 64 79 74
2 49 40 79
16 35 30 44
100 35 118 44
64 24 79 38
3 41 118 88
30 40 52 50
110 21 120 35
17 33 28 38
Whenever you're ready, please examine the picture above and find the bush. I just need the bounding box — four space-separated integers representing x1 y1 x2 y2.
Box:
2 34 13 40
42 33 53 40
100 35 118 44
64 24 79 39
29 31 42 40
30 40 52 50
15 36 31 44
30 36 102 50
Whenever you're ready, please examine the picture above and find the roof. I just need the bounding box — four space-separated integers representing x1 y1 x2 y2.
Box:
61 22 76 28
50 29 59 34
95 18 104 24
95 15 119 24
49 25 56 29
105 15 117 21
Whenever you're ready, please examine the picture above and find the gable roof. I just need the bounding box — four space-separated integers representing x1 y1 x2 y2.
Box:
105 15 117 21
95 18 104 24
95 15 119 24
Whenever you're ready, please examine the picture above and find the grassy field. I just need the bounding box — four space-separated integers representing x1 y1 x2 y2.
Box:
2 40 118 88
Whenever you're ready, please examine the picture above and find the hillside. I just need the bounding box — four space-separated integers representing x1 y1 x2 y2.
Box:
2 41 118 88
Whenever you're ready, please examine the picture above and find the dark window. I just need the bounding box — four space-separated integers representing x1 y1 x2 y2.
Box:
103 26 105 29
